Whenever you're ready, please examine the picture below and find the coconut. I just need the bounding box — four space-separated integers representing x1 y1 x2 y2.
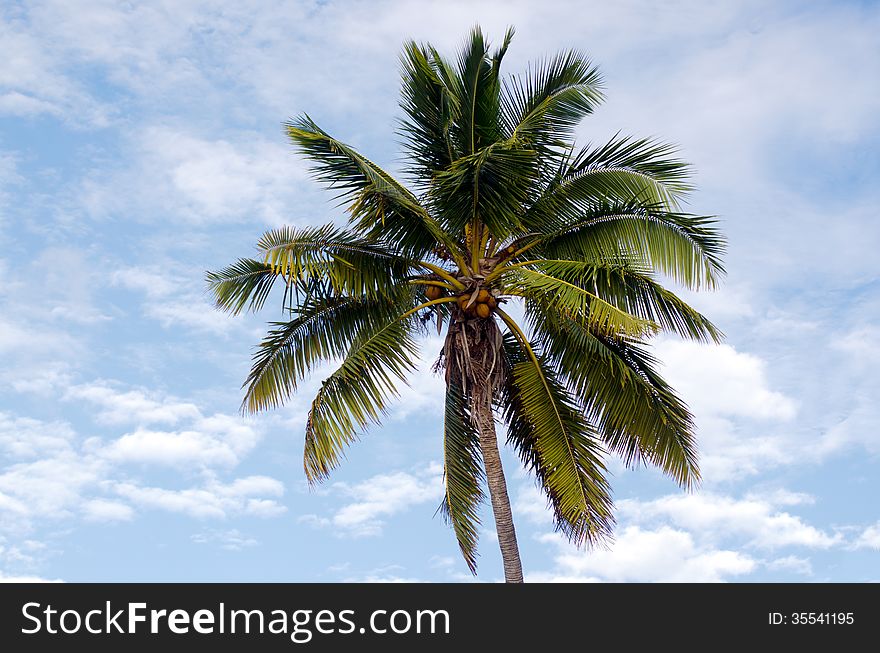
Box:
477 289 490 303
476 303 491 318
425 285 443 300
487 296 497 309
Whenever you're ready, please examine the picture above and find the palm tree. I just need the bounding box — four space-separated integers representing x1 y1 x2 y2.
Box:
207 26 725 583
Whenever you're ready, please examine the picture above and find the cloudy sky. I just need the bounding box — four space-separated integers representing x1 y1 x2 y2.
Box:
1 0 878 582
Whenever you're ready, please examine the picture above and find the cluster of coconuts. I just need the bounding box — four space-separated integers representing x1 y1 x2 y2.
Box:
459 289 497 318
424 285 497 319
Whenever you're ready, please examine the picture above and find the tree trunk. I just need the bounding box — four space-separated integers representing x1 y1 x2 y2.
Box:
472 391 524 583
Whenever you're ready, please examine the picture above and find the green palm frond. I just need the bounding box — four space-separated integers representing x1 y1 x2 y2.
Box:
257 224 413 299
398 40 461 184
455 26 504 154
242 291 417 415
438 381 484 574
285 116 452 258
564 133 693 205
498 331 614 545
532 201 726 289
502 49 604 147
529 306 700 487
431 137 537 240
304 314 421 483
206 258 282 315
498 265 658 338
528 259 723 343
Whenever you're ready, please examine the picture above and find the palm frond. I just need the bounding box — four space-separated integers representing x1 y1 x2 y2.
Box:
285 117 451 258
431 137 536 239
455 25 503 154
567 133 692 204
438 381 484 573
502 49 604 147
532 201 726 290
528 259 723 343
498 331 614 545
498 265 658 338
256 224 414 299
206 258 282 315
242 291 417 415
529 305 700 487
304 313 420 482
398 40 461 184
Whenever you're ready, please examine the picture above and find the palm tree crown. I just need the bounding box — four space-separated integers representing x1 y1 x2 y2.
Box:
207 26 725 582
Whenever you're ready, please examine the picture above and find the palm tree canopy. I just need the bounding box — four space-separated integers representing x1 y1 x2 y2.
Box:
207 26 725 574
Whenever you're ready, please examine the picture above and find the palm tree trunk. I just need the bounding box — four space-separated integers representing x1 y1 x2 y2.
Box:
472 391 524 583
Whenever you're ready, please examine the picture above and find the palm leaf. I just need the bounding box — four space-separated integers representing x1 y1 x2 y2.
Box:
257 224 413 299
285 116 452 258
567 133 692 204
532 201 726 290
498 265 658 338
455 25 503 155
304 314 420 482
498 331 614 544
430 137 536 240
530 259 723 343
529 305 700 487
398 40 461 185
242 291 416 415
206 258 282 315
502 49 604 147
438 381 484 573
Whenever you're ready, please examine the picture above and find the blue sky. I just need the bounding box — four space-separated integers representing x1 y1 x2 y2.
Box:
1 0 878 582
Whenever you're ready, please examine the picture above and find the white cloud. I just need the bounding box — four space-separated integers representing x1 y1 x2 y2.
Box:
853 523 880 551
530 526 756 583
389 335 447 421
81 499 134 523
143 127 306 223
76 126 310 227
110 264 241 334
300 464 443 537
143 298 240 334
0 413 76 460
0 378 281 566
115 474 285 520
527 487 840 582
652 340 798 481
0 151 22 217
66 382 201 426
766 555 812 576
345 574 425 583
655 340 796 421
514 483 553 526
813 401 880 458
0 318 77 357
0 14 110 125
341 564 425 583
63 383 261 468
191 529 258 551
100 426 241 468
0 452 107 527
832 327 880 365
619 492 841 550
2 364 73 396
110 268 178 299
746 488 814 507
0 572 63 583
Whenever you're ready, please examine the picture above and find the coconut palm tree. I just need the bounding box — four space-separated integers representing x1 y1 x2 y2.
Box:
207 26 724 583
